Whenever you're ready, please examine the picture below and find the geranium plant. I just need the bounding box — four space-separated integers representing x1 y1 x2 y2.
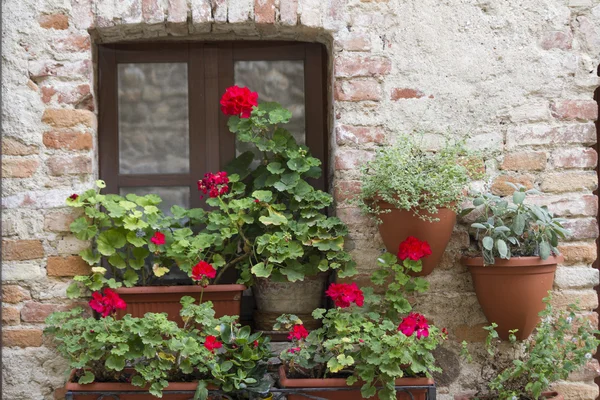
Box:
45 293 272 399
274 237 446 400
465 186 569 264
356 135 480 222
460 297 599 400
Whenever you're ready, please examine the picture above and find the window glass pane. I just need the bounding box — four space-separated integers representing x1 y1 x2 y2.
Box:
119 186 190 215
118 63 190 174
234 61 305 159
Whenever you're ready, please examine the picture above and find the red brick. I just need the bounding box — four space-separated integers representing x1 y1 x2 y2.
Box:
41 109 95 128
2 138 38 156
2 329 43 348
501 151 547 171
58 84 93 110
552 148 597 169
334 79 382 101
336 124 385 145
562 218 599 240
334 181 361 203
540 31 573 50
255 0 275 23
391 88 425 100
2 285 31 304
47 256 92 277
540 172 597 193
280 0 298 25
334 55 391 77
506 124 596 148
47 155 92 176
558 244 597 265
2 307 20 325
551 100 598 121
2 240 44 261
39 14 69 29
535 195 598 218
21 302 73 323
334 149 375 170
336 34 371 51
43 130 93 151
2 159 39 178
335 207 375 230
52 36 91 53
44 209 82 232
40 86 57 103
490 175 534 196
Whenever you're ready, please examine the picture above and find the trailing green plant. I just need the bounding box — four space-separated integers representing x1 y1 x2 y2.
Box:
275 237 447 400
465 185 569 265
460 297 600 400
356 134 481 222
45 296 271 399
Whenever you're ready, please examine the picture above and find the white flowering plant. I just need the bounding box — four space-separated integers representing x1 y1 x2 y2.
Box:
461 296 599 400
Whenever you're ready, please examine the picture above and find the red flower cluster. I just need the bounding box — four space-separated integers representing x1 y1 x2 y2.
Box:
325 282 364 308
397 236 432 261
89 288 127 318
198 171 229 198
287 347 301 354
398 312 430 339
204 335 223 353
220 85 258 118
150 232 165 245
288 324 309 341
68 194 79 201
192 261 217 286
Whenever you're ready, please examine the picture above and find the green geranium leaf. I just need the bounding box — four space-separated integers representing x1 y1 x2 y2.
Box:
123 269 139 287
126 231 147 247
105 355 125 371
252 190 273 203
251 262 273 278
78 371 95 384
66 282 81 299
97 230 126 256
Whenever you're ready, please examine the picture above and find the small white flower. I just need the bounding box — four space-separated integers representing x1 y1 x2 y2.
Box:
572 338 578 343
377 258 385 264
512 396 518 400
586 353 592 359
566 316 573 324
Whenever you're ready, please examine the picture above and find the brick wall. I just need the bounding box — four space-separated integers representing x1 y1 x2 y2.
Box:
2 0 600 398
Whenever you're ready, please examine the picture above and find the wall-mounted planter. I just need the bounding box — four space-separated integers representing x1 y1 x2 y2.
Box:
461 255 561 340
114 284 246 326
454 391 563 400
377 202 456 276
278 366 435 400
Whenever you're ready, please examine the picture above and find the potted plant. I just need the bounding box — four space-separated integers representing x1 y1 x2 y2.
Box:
65 181 246 324
356 136 479 276
45 289 272 399
457 297 599 400
274 237 446 400
164 86 357 330
461 186 569 339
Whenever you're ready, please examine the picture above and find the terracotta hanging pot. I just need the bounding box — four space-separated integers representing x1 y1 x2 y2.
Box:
454 391 563 400
113 284 246 327
252 273 329 332
64 369 219 400
377 201 456 276
461 255 561 340
279 366 434 400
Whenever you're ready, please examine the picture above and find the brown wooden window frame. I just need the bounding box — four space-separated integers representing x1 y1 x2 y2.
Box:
98 41 328 207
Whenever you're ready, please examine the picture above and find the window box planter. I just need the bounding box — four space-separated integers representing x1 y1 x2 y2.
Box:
113 284 246 326
64 370 218 400
278 366 435 400
377 202 456 276
461 255 561 340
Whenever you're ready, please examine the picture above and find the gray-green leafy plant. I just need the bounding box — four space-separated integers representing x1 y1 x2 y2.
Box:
466 186 569 265
461 297 599 400
45 298 272 399
356 135 480 222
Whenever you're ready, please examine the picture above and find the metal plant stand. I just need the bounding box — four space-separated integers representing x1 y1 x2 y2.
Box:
65 384 436 400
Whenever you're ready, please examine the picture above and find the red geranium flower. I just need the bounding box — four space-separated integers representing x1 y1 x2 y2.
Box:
325 282 364 308
288 347 301 354
191 261 217 284
68 194 79 201
204 335 223 353
197 171 229 199
397 236 432 261
89 288 127 318
398 312 430 339
220 86 258 118
253 340 259 348
150 232 165 245
288 324 309 341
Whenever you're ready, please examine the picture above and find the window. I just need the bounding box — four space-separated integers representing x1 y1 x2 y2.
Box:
98 42 328 213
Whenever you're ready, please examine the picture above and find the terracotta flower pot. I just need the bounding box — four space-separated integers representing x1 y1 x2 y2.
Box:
278 366 434 400
454 391 563 400
377 202 457 276
64 370 219 400
252 273 329 331
114 284 246 327
462 255 561 340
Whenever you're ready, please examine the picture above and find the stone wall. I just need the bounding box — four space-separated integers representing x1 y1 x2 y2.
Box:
2 0 600 398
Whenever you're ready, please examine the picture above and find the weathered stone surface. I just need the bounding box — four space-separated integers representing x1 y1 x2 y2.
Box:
490 175 534 196
501 151 547 171
2 286 32 304
47 155 92 176
2 240 44 261
39 14 69 29
2 138 38 156
43 131 93 150
47 256 91 277
558 243 597 265
336 125 385 145
3 307 20 325
41 109 96 129
554 266 599 289
2 329 43 348
2 159 39 178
